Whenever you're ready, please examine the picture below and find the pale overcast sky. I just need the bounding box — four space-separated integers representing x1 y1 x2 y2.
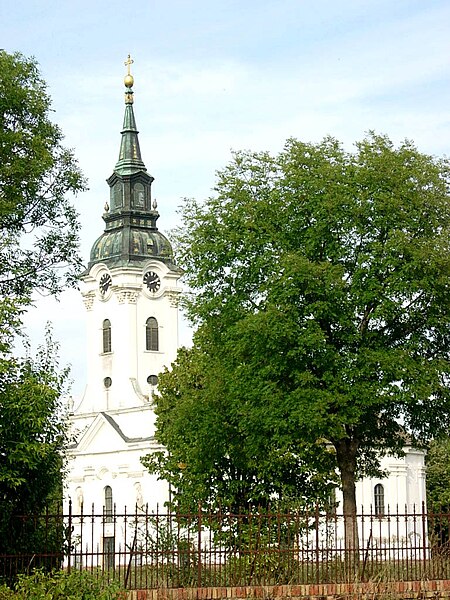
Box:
1 0 450 396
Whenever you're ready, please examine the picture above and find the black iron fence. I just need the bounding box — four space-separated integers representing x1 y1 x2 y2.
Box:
2 503 450 589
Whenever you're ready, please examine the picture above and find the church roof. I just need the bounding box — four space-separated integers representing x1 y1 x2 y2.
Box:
114 91 146 176
101 412 153 443
69 410 154 452
87 56 176 272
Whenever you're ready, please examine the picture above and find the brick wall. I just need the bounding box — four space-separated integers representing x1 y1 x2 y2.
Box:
127 580 450 600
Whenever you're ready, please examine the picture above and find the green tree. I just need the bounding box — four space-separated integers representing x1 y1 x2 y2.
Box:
143 344 337 515
145 134 450 552
425 436 450 550
426 436 450 514
0 328 69 562
0 50 86 297
0 50 86 572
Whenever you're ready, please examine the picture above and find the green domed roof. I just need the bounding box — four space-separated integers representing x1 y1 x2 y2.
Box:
86 60 177 273
90 227 174 268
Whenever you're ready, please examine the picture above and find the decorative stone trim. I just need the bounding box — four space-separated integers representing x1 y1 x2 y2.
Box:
117 290 139 304
165 287 181 307
82 293 95 310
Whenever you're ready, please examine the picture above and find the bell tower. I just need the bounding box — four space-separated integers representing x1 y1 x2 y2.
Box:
65 57 178 535
76 56 181 414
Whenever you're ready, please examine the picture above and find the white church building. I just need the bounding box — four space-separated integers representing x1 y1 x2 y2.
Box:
64 63 426 558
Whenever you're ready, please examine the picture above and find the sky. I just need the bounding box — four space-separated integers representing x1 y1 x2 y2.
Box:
1 0 450 397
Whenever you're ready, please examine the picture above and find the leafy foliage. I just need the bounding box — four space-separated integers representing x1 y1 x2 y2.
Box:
426 436 450 514
145 134 450 541
0 50 86 298
5 569 125 600
426 436 450 549
143 344 337 514
0 327 70 571
141 516 198 587
0 50 85 572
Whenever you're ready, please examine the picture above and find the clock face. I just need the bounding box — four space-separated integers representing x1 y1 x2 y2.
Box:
143 271 161 293
99 273 112 295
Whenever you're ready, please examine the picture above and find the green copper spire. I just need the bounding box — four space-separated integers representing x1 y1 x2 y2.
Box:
87 56 177 271
114 55 147 176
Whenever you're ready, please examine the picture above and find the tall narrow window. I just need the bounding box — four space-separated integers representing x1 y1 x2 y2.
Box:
374 483 385 517
146 317 159 351
133 182 145 208
103 536 115 569
111 181 123 210
103 319 111 353
104 485 113 523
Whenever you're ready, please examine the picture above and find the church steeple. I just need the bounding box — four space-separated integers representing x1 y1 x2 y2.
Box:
114 56 147 176
87 56 174 270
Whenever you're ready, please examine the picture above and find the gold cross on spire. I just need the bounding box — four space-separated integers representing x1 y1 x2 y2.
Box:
124 54 134 75
124 54 135 91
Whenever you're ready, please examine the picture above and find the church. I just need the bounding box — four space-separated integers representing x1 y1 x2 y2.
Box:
64 61 426 547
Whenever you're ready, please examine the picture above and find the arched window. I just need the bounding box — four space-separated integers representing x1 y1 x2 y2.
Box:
133 182 145 208
104 485 113 523
111 181 123 210
103 319 111 353
374 483 385 517
146 317 159 351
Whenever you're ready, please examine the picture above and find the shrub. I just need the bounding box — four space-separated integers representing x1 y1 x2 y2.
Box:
0 585 17 599
11 569 125 599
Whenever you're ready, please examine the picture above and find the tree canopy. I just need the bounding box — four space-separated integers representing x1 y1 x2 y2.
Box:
0 50 86 298
0 328 69 555
143 343 338 514
144 133 450 548
426 436 450 514
0 50 86 563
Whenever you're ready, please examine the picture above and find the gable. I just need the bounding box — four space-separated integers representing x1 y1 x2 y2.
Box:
73 412 152 454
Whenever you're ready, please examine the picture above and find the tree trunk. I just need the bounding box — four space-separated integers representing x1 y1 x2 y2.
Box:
335 437 359 573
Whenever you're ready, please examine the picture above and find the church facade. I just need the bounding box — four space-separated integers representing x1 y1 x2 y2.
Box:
64 62 426 558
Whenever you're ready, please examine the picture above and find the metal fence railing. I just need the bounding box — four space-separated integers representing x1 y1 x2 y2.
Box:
2 502 450 589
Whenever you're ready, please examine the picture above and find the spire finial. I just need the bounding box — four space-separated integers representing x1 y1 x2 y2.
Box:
124 54 134 88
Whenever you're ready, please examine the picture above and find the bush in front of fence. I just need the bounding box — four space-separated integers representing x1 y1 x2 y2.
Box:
0 569 125 599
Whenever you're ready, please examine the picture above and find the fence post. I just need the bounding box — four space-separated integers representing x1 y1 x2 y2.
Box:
315 504 320 585
125 505 138 589
197 502 202 588
421 501 427 567
67 498 72 574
